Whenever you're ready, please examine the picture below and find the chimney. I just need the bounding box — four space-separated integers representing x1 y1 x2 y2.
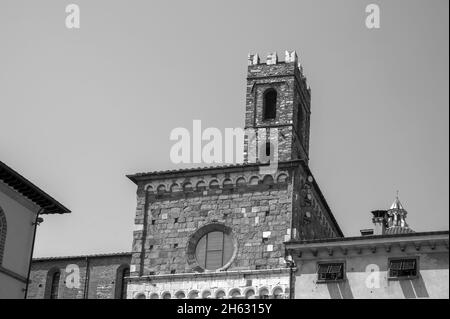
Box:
371 210 387 235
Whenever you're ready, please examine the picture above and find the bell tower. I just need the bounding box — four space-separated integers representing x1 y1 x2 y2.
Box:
243 51 311 164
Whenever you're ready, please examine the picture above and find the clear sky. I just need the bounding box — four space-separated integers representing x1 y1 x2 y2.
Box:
0 0 448 257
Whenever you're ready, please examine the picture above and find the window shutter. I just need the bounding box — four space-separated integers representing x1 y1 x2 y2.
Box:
317 263 344 281
318 264 328 274
223 233 233 263
390 260 402 270
207 231 224 251
195 236 207 268
206 250 222 269
402 260 416 270
195 230 234 270
205 232 224 269
329 264 342 273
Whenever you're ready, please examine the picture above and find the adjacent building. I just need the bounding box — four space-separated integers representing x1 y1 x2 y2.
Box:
0 160 70 298
27 252 131 299
286 197 449 299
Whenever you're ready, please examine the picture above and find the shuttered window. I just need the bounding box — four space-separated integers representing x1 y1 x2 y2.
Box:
389 259 417 278
317 263 344 282
195 231 233 270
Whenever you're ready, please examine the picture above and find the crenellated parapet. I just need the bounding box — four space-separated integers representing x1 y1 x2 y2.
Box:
247 51 310 95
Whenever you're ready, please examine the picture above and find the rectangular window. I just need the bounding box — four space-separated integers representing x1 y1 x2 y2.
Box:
317 263 344 282
389 258 417 279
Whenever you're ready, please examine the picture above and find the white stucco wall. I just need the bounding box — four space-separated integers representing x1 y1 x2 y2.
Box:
0 181 38 299
294 249 449 299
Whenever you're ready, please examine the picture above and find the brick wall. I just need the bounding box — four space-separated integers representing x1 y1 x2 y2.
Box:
27 253 131 299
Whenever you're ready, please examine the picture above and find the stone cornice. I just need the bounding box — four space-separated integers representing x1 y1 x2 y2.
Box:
127 161 301 184
127 267 292 283
286 231 449 258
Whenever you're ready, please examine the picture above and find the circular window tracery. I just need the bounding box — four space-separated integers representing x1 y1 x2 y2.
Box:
187 223 237 272
195 231 233 271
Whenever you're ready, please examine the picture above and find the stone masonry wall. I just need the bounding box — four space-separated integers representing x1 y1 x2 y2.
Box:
131 167 295 277
27 253 131 299
130 162 342 276
244 53 311 163
293 170 341 241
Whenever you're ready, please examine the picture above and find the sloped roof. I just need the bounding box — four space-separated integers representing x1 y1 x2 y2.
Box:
126 162 276 183
32 251 131 262
0 160 70 214
385 226 415 235
390 197 405 210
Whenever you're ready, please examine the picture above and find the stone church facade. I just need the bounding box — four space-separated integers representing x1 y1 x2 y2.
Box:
125 51 343 299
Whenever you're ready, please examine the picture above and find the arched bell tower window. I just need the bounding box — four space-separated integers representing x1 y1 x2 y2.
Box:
263 89 277 120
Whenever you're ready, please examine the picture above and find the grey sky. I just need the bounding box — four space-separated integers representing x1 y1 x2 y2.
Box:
0 0 448 257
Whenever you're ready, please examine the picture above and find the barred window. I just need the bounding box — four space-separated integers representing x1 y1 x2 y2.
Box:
317 263 344 282
389 259 417 278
